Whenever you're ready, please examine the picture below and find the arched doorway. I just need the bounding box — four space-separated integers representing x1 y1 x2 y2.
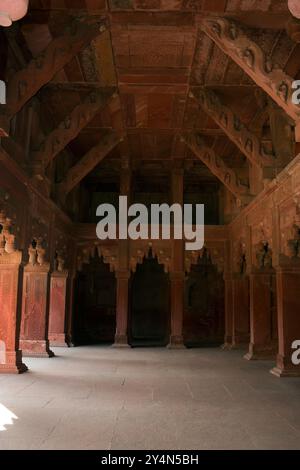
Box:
184 249 225 347
73 252 116 345
129 251 170 347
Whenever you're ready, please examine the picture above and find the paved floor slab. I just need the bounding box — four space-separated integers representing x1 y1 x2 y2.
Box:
0 346 299 450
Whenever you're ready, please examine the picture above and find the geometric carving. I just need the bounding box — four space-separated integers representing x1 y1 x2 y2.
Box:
0 17 107 134
191 88 275 168
201 18 300 123
182 133 251 202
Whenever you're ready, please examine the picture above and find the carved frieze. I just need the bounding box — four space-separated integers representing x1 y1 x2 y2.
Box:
191 88 275 168
183 133 250 202
201 17 300 122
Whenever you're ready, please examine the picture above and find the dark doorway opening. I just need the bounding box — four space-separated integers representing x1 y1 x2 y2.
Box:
73 252 116 345
129 251 170 347
184 249 225 347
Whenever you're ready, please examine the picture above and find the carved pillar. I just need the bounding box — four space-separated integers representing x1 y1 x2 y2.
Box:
65 273 76 347
113 159 131 347
168 165 185 348
231 275 250 348
168 270 185 348
48 270 69 347
245 268 277 360
271 260 300 377
0 251 27 374
20 244 54 357
222 274 233 349
114 270 130 347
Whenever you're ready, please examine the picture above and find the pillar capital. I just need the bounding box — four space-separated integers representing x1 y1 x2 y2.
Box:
51 269 69 279
249 266 275 276
169 271 185 281
275 256 300 273
115 270 131 281
24 262 50 274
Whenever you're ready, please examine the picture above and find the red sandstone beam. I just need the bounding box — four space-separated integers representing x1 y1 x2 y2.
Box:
201 17 300 123
0 17 107 135
182 133 251 202
60 131 123 195
190 88 275 169
33 89 117 169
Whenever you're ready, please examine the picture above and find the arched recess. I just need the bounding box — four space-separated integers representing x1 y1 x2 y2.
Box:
184 246 225 347
129 244 170 347
73 244 118 346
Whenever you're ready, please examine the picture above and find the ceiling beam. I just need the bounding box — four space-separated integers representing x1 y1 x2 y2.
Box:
0 17 107 135
201 17 300 123
190 88 275 169
32 88 117 170
182 133 251 203
59 131 123 196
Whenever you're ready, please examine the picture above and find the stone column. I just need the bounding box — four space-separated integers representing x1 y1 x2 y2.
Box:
65 273 76 347
0 251 27 374
245 268 277 360
231 275 250 348
20 263 54 357
168 165 185 348
113 158 131 347
168 269 185 348
48 270 69 347
222 274 233 349
271 261 300 377
114 270 130 347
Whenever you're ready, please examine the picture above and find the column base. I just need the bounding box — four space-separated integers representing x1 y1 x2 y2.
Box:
112 335 131 348
221 342 233 351
270 354 300 378
230 343 248 350
167 336 186 349
0 351 28 374
49 334 69 348
270 366 300 378
244 343 277 361
231 334 249 350
20 340 55 358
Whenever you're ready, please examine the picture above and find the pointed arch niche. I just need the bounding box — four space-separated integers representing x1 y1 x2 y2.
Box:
184 245 225 347
129 243 171 347
73 243 118 345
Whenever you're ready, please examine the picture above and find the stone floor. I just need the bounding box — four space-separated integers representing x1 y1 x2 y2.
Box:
0 346 300 450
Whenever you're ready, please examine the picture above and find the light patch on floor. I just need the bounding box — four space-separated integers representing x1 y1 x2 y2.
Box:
0 346 300 450
0 403 18 432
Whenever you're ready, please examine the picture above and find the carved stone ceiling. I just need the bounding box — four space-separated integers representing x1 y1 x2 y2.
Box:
15 0 300 185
